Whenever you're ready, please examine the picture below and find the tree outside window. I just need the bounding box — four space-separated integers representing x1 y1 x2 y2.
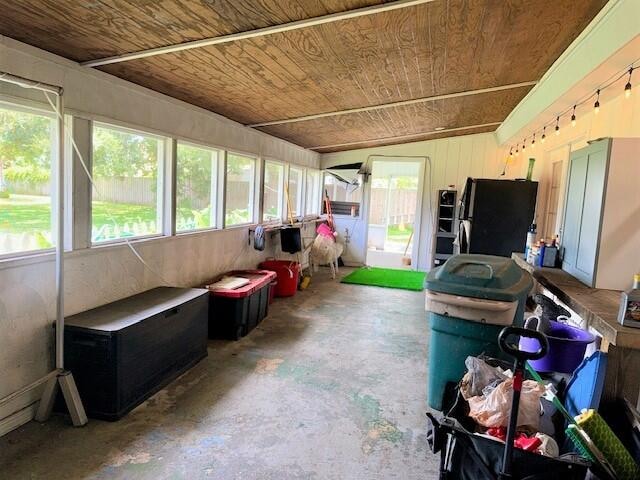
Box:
0 105 55 255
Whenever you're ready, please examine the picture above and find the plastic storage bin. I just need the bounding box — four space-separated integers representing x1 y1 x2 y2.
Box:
268 280 277 304
206 269 276 340
259 260 300 297
425 254 533 410
63 287 209 420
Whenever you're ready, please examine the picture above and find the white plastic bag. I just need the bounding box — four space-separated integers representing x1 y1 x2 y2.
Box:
467 379 545 429
460 356 508 400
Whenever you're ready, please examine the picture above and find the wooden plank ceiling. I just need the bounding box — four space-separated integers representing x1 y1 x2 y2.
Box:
0 0 606 152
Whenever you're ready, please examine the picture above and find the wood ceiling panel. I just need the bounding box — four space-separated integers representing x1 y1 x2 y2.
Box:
313 124 498 153
0 0 388 61
257 85 531 148
96 0 605 126
0 0 607 151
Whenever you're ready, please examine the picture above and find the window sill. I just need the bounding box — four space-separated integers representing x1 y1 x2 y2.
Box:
90 233 165 249
224 222 257 230
0 249 56 270
176 226 221 237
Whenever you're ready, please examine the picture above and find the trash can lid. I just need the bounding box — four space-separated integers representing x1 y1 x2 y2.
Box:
425 254 532 302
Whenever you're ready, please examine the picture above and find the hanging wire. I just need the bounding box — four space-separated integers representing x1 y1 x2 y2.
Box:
43 91 173 286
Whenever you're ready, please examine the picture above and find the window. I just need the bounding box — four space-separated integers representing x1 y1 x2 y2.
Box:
176 142 219 232
305 169 321 215
323 171 362 216
288 166 303 218
225 153 255 226
0 104 56 256
263 161 284 222
91 123 164 243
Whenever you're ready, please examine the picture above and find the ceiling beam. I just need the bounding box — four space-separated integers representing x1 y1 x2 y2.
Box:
81 0 436 68
249 81 537 127
309 122 502 150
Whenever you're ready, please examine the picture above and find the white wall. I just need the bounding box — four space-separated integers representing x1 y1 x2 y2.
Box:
0 37 319 429
499 87 640 243
321 132 534 271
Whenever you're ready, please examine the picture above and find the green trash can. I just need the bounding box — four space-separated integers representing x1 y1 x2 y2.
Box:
425 254 533 410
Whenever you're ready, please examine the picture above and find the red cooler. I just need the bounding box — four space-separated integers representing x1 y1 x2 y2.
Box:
259 260 300 297
205 269 276 340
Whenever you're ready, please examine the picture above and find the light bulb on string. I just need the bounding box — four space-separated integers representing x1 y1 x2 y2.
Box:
522 140 526 152
625 67 633 99
555 116 560 136
594 89 600 114
509 147 514 159
571 105 576 127
541 126 546 143
531 133 536 149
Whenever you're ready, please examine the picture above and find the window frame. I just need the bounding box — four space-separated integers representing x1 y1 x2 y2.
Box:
174 140 222 234
286 165 305 221
322 171 362 218
0 99 59 260
305 168 322 216
224 150 258 228
89 121 167 246
261 158 286 224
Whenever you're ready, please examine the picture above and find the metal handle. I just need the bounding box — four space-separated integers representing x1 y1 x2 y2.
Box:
498 326 548 361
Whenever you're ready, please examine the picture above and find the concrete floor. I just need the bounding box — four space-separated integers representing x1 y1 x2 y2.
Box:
0 269 440 479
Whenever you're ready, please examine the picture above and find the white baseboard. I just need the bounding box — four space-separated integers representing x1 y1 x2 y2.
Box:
0 373 52 437
0 403 39 437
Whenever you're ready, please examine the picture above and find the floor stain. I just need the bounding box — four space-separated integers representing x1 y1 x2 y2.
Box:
254 357 284 374
276 360 339 391
352 392 404 452
106 449 153 467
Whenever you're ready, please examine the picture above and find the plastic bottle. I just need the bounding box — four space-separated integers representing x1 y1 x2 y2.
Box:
525 223 536 262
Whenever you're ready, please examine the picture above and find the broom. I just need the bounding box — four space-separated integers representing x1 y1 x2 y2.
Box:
285 184 311 289
401 231 414 266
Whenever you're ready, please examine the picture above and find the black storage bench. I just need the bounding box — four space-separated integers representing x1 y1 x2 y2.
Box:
63 287 209 421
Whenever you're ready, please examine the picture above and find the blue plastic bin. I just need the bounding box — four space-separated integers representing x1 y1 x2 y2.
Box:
425 254 532 410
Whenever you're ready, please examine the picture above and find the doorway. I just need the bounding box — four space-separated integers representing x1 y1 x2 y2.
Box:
365 160 423 269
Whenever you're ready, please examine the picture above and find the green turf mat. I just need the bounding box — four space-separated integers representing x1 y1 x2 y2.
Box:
340 267 426 291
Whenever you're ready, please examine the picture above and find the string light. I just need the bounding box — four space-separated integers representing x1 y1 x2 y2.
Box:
508 64 636 153
515 145 519 156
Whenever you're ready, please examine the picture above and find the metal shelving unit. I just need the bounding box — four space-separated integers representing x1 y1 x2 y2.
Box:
433 189 457 267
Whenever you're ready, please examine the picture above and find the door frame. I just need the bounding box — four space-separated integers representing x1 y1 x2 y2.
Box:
362 156 426 269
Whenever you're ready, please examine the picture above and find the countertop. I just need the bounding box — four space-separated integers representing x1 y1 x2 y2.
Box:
512 253 640 349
